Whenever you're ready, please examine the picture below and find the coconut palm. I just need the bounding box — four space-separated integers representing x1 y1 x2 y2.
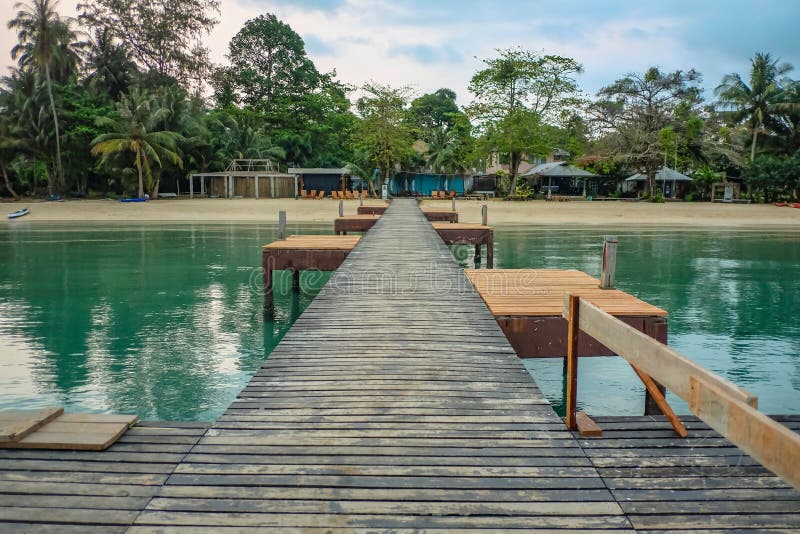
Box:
8 0 82 192
222 115 286 161
426 126 463 174
91 89 183 198
715 52 795 161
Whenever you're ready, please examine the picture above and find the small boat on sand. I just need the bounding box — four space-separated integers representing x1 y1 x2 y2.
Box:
120 197 147 203
7 207 30 219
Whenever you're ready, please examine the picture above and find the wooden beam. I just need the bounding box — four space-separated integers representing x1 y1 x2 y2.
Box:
689 375 800 492
630 364 687 438
575 411 602 437
565 294 579 430
0 407 63 442
563 295 756 407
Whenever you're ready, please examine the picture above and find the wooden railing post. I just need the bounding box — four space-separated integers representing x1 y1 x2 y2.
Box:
338 199 344 217
565 294 580 430
481 204 488 226
452 197 456 212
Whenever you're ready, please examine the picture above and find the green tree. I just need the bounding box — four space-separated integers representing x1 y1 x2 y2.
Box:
78 0 219 89
407 88 460 138
354 83 414 189
8 0 82 193
0 109 22 199
468 48 583 194
716 52 797 161
83 28 138 99
591 67 703 197
91 89 183 198
220 14 320 113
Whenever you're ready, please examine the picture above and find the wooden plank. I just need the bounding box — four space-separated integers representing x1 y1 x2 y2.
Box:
631 364 687 437
0 414 138 451
565 294 579 430
0 407 63 442
576 412 603 437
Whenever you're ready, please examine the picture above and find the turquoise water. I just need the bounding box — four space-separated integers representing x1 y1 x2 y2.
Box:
0 223 798 420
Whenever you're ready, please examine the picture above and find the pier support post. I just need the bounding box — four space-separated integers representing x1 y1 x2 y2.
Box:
487 230 494 269
474 244 481 266
339 200 344 217
481 204 488 226
600 236 618 289
565 294 580 430
278 211 286 240
292 269 300 291
452 197 456 212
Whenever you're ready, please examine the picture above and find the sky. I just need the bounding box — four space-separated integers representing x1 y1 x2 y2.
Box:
2 0 799 104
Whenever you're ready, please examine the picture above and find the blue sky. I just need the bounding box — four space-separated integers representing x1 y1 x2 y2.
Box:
2 0 798 104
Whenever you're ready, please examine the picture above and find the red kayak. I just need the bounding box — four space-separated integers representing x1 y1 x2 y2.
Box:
775 202 788 207
793 203 800 209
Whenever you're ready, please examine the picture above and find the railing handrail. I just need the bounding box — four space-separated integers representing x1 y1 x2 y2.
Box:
563 293 800 491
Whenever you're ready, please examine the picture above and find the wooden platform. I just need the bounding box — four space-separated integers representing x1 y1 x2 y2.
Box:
422 210 458 222
432 222 494 268
356 205 388 215
466 269 668 357
262 235 361 293
0 411 138 451
334 214 380 234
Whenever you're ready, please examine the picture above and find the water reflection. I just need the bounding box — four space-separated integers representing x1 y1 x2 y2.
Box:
0 223 330 421
494 227 800 415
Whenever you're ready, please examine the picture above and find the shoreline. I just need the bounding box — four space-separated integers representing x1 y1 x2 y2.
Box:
2 197 800 228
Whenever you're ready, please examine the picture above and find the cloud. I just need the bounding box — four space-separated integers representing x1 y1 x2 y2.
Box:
387 44 462 65
303 34 334 56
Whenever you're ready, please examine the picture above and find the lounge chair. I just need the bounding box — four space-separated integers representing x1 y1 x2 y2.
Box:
431 190 439 198
449 191 456 199
310 189 317 198
439 191 446 199
317 190 324 199
300 189 308 198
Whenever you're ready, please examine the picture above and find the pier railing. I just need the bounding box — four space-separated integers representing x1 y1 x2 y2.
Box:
563 293 800 492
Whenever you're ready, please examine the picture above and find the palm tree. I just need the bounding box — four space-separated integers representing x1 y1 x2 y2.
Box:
715 52 795 161
426 126 463 174
0 113 22 199
222 115 285 161
8 0 81 192
91 89 183 198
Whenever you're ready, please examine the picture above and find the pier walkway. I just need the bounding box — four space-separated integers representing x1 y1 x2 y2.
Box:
136 199 629 530
0 199 797 532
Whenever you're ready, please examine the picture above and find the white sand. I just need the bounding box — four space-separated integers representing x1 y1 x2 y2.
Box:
2 197 800 228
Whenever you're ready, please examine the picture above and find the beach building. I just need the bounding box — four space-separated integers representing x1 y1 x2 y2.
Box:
522 161 600 197
623 166 693 198
189 159 297 198
389 172 473 196
290 167 361 196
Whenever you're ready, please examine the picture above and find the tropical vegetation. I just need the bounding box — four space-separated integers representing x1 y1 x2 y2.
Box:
1 1 799 201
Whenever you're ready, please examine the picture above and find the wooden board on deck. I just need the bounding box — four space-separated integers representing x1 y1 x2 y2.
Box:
431 222 490 230
0 408 63 442
466 269 667 317
263 235 361 250
0 413 138 451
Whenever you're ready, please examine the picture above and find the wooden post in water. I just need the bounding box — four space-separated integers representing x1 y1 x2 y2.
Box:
339 200 344 217
481 204 488 226
360 191 364 207
278 211 286 240
451 197 456 212
565 294 580 430
292 269 300 291
600 235 618 289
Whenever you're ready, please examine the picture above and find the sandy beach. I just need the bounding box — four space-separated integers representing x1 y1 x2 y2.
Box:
2 197 800 228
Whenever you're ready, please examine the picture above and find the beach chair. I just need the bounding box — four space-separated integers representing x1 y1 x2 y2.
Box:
310 189 317 198
317 190 324 199
331 191 338 199
431 190 438 198
300 189 308 198
346 190 354 200
448 190 456 199
439 191 446 199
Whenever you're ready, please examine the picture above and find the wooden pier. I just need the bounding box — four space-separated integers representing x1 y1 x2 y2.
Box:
334 214 380 234
262 235 360 293
433 222 494 268
466 269 667 357
1 199 798 531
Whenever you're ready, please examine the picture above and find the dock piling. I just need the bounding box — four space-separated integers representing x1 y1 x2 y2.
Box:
451 197 456 211
338 199 344 217
481 204 488 226
278 211 286 240
600 235 618 289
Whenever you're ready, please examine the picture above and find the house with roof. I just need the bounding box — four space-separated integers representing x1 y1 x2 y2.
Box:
623 167 693 198
521 161 600 197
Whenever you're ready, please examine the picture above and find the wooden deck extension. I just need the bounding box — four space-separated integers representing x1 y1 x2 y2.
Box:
467 269 668 357
1 199 798 531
